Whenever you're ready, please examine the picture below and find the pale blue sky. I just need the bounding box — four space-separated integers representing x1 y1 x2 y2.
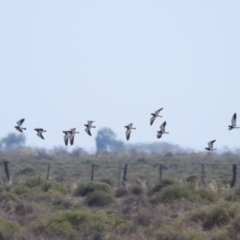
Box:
0 1 240 151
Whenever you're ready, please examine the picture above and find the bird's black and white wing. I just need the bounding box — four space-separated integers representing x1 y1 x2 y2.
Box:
160 121 166 132
157 131 162 139
70 136 74 145
87 121 94 127
208 140 216 150
15 127 23 133
37 131 44 140
155 108 163 115
126 123 133 128
17 118 25 127
150 115 156 125
126 129 131 141
232 113 237 127
85 127 92 136
63 131 70 146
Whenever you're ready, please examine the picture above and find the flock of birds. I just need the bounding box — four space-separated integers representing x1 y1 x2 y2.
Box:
13 109 239 151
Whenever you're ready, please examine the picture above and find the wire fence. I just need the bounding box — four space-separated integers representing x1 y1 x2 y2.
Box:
1 160 238 188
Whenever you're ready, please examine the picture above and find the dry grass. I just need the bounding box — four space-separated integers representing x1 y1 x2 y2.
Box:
0 149 239 239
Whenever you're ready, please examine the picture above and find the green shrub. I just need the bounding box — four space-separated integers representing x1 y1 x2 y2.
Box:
12 184 30 195
73 181 113 197
85 190 114 207
0 215 22 238
52 197 73 209
14 202 33 215
24 178 70 194
155 225 229 240
130 184 143 195
190 201 239 229
226 185 240 201
115 187 128 198
15 166 37 176
32 210 128 237
185 175 198 184
99 178 114 187
151 178 176 194
0 191 19 202
151 184 218 204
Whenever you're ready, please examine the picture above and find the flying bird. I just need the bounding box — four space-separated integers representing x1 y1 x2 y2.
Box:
124 123 136 141
84 121 96 136
228 113 239 130
157 121 169 138
205 140 217 151
34 128 46 140
15 118 26 133
69 128 79 146
150 108 163 125
63 130 71 146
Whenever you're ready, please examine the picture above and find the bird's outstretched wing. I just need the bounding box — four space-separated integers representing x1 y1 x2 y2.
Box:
17 118 25 127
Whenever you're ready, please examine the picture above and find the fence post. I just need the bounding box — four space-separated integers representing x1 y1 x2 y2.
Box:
46 163 51 180
4 161 11 184
122 164 128 186
91 164 95 181
201 164 205 185
230 164 237 188
118 163 121 187
159 164 162 181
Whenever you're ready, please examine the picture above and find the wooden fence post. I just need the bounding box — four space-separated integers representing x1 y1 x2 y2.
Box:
122 164 128 186
4 161 11 183
91 164 95 181
46 163 51 180
201 164 205 185
230 164 237 188
118 163 121 187
159 164 162 181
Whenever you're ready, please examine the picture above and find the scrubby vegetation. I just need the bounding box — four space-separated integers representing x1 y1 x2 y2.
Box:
0 149 240 239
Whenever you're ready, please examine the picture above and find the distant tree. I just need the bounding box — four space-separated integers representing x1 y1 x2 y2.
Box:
71 147 86 157
51 146 69 156
0 133 26 150
95 128 124 153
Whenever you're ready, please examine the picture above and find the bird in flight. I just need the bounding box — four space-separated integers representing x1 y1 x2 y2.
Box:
69 128 79 146
63 130 71 146
228 113 239 130
34 128 46 140
15 118 26 133
205 140 217 151
84 121 96 136
150 108 163 126
125 123 136 141
157 121 169 138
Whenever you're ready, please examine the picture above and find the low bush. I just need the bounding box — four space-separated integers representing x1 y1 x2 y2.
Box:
24 178 70 194
190 201 240 229
115 187 128 198
85 190 114 207
226 185 240 202
32 209 129 237
133 209 153 226
12 184 30 195
0 215 23 238
155 225 229 240
99 178 114 187
130 184 143 195
151 184 218 204
15 166 37 176
14 202 33 215
51 197 74 209
185 175 198 184
73 181 113 197
151 178 176 194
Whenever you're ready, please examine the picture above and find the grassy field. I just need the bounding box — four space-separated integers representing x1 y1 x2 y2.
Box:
0 148 240 239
